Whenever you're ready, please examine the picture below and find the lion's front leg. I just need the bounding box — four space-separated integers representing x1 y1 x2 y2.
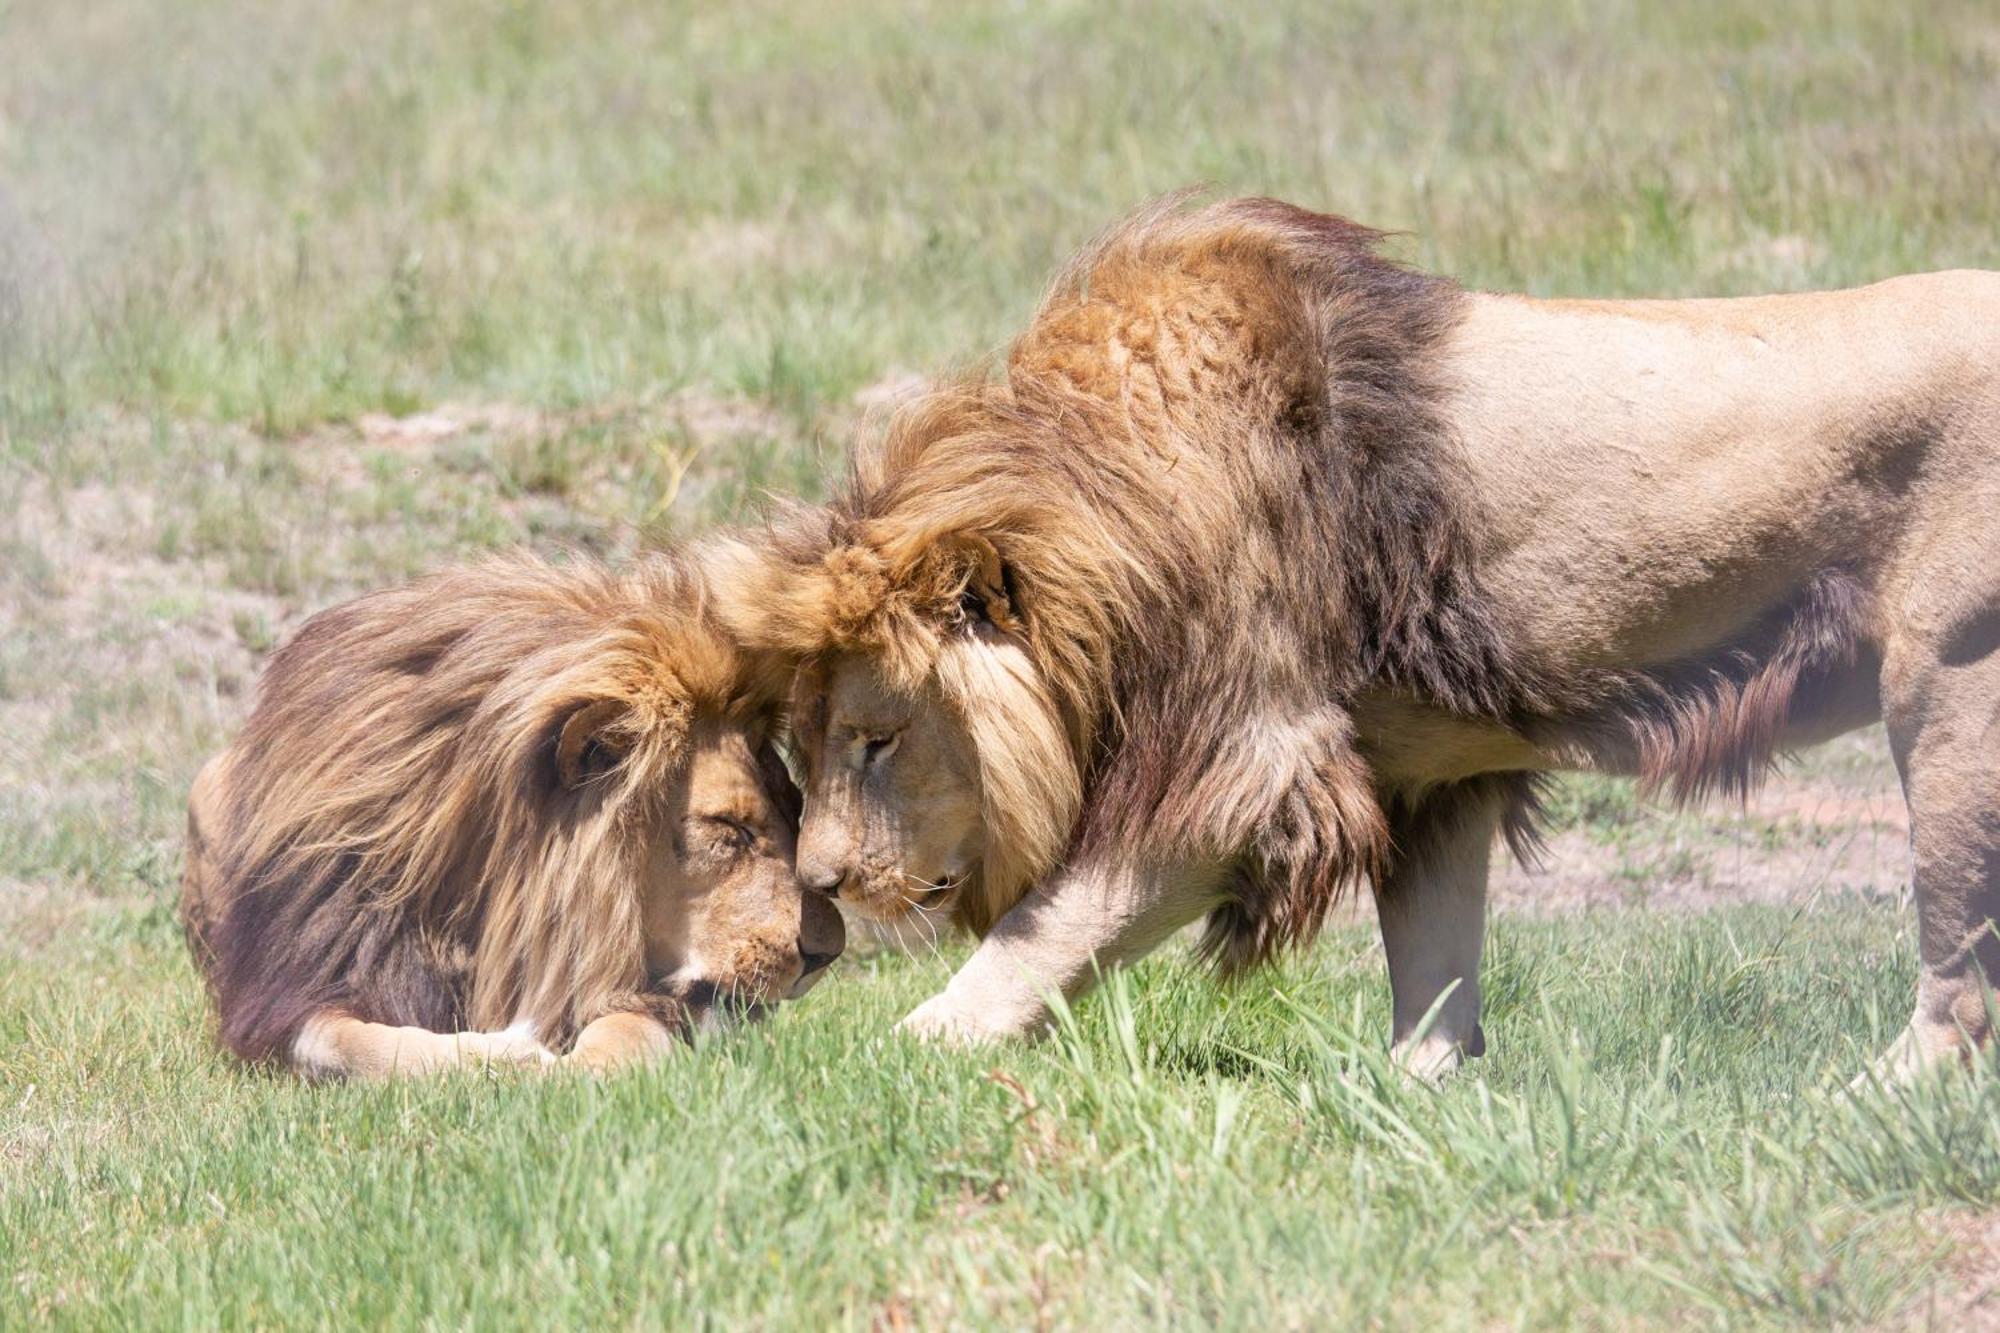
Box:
899 855 1225 1044
291 1013 556 1079
1375 782 1502 1080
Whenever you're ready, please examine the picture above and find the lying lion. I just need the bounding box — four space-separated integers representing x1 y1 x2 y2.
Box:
182 554 843 1078
722 194 1999 1082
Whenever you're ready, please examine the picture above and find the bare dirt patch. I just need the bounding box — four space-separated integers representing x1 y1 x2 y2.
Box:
1483 728 1907 919
1490 769 1909 917
346 392 787 455
1894 1212 2000 1329
301 392 796 531
3 473 291 779
1294 735 1909 935
353 402 543 450
0 878 130 961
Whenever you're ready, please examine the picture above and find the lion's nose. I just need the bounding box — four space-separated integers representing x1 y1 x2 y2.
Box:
798 861 849 898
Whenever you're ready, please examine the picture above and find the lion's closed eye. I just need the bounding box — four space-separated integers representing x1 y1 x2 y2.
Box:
688 815 758 857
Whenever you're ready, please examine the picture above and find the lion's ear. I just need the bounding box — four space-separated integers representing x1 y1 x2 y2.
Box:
556 699 632 790
956 534 1023 635
754 737 804 829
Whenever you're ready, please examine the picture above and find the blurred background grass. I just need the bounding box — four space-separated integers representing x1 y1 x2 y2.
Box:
5 0 1998 445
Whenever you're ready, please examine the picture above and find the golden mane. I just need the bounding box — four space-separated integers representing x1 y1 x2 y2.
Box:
715 196 1484 963
188 552 784 1060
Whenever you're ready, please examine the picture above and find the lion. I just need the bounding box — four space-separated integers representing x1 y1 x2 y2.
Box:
181 553 845 1078
715 194 2000 1082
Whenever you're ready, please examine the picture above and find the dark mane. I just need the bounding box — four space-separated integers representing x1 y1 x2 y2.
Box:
187 555 765 1063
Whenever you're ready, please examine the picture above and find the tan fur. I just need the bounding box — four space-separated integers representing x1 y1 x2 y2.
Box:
722 195 2000 1079
183 552 843 1078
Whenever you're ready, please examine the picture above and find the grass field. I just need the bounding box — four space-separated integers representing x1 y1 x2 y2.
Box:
5 1 2000 1326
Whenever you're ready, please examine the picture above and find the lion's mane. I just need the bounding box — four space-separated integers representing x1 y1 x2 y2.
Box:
184 554 781 1063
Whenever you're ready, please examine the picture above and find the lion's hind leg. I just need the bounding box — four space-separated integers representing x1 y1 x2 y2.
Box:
1374 779 1511 1080
1870 582 2000 1083
290 1012 556 1079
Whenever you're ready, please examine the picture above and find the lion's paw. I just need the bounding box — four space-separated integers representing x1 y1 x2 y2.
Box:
897 995 1006 1047
461 1024 558 1068
1390 1033 1470 1085
1849 1021 1971 1092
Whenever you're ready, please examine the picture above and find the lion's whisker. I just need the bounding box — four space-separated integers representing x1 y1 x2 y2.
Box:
900 869 966 896
898 896 949 962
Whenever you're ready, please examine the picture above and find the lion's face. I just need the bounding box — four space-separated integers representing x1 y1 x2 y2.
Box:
713 524 1084 935
790 654 986 923
630 717 846 1016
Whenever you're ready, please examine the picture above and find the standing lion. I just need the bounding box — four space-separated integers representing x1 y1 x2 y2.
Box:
717 195 1998 1082
182 553 844 1078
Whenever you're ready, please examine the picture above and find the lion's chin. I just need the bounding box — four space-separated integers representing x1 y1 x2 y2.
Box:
688 1001 770 1037
654 974 780 1036
838 888 964 961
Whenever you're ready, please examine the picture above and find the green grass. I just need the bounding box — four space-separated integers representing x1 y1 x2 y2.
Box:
7 898 1999 1327
4 0 1998 1326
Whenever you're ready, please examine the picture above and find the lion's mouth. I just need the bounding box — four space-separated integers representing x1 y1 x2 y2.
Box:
857 885 959 925
847 856 973 921
908 867 968 905
688 1000 769 1038
916 860 968 892
787 969 831 1000
650 975 777 1030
